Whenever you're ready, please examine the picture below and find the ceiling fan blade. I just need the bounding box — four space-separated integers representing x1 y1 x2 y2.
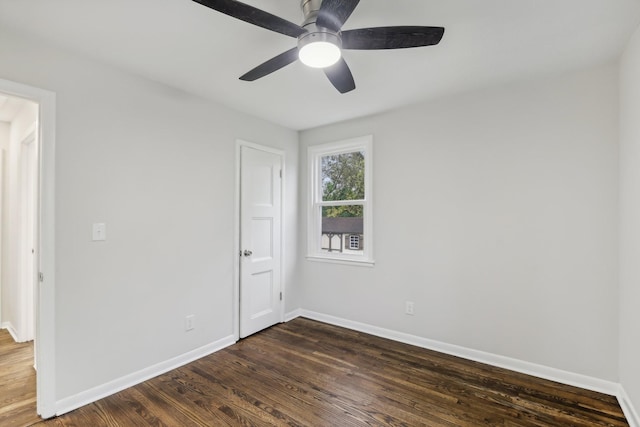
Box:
239 47 299 81
342 26 445 50
316 0 360 32
192 0 306 38
323 58 356 94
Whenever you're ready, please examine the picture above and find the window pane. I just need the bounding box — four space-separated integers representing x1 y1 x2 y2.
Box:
320 206 364 254
321 151 365 201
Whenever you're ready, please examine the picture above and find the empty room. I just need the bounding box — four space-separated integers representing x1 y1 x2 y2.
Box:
1 0 640 426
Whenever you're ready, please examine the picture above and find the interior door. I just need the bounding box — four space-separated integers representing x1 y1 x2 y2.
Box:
239 145 282 338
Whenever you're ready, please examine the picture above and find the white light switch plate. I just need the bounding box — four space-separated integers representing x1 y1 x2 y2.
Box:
92 223 106 241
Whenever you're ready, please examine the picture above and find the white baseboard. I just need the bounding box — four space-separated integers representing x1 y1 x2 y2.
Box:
55 335 236 416
618 385 640 427
1 321 19 342
296 310 620 397
284 308 302 322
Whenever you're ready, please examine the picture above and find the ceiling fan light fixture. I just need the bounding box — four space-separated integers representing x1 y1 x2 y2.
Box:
299 42 341 68
194 0 445 94
298 31 342 68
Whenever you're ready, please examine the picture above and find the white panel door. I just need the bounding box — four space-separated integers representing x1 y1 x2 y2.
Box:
240 145 282 338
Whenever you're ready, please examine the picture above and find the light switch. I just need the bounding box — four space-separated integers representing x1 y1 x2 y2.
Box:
92 223 106 241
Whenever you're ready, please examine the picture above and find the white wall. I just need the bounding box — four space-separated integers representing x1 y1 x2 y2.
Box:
0 121 8 150
620 23 640 417
0 28 298 401
299 64 620 381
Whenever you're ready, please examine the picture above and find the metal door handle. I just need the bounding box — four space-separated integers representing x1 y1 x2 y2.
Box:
243 250 253 257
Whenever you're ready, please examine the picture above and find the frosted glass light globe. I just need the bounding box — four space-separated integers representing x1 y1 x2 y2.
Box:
298 41 341 68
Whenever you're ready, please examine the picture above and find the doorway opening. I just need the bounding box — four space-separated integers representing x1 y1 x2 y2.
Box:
0 91 40 422
0 78 56 419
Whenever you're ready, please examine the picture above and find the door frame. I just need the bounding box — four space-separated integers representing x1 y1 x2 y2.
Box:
0 78 56 418
234 140 285 341
20 127 37 343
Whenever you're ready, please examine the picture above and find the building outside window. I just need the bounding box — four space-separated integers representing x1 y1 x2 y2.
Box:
321 217 363 253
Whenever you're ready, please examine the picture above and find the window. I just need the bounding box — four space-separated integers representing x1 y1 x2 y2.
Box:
349 234 361 250
307 136 373 266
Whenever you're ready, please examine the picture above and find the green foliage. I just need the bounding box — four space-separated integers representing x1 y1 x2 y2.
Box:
322 151 364 218
322 205 363 218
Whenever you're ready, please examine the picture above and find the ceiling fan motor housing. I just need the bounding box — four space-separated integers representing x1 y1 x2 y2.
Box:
301 0 323 25
298 0 342 51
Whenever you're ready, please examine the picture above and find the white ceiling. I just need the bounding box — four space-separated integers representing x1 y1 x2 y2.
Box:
0 0 639 130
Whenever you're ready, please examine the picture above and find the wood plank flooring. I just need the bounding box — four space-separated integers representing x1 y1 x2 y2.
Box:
23 318 626 426
0 329 39 427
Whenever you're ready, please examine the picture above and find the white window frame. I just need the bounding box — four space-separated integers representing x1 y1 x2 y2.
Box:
307 135 374 266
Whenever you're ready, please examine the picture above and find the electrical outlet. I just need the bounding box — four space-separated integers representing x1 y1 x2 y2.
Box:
405 301 415 315
185 315 195 331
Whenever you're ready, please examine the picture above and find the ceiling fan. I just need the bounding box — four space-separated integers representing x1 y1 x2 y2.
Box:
192 0 445 93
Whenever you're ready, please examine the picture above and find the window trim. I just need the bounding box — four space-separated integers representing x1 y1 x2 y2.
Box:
307 135 374 266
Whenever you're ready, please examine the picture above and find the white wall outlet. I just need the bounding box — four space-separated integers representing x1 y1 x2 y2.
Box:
185 315 195 331
92 223 106 241
405 301 415 315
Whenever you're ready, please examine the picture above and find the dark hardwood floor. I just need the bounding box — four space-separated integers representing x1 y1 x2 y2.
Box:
4 318 629 426
0 329 39 427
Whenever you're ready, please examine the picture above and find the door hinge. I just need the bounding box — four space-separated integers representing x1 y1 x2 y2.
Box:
279 169 282 178
279 291 283 301
39 272 44 282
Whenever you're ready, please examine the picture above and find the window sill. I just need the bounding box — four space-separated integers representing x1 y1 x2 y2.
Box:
305 255 375 268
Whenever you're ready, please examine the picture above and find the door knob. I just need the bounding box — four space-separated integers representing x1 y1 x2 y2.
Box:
243 250 253 257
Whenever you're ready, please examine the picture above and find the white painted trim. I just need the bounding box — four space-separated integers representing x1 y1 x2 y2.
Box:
37 87 56 419
279 157 286 325
233 143 241 341
305 255 375 267
55 335 236 416
618 385 640 427
234 140 286 340
19 128 37 344
1 321 19 342
295 310 620 397
284 309 302 322
0 77 56 419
